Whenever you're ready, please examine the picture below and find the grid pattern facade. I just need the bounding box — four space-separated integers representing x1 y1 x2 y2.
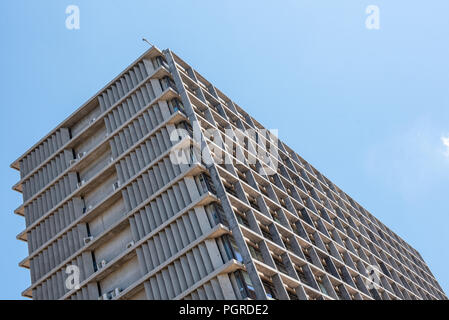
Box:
11 46 446 300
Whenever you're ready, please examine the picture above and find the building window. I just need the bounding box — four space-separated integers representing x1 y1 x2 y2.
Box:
222 235 243 263
302 248 313 264
295 266 311 287
235 271 256 300
170 98 185 115
195 173 216 195
262 280 277 299
272 254 288 275
159 76 176 91
316 276 329 296
269 208 282 224
204 203 227 227
248 242 264 263
222 180 238 198
235 209 250 228
247 194 260 212
259 224 273 241
334 286 345 300
282 236 293 252
287 288 299 300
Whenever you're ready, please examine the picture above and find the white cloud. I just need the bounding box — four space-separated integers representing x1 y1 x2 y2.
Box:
441 135 449 157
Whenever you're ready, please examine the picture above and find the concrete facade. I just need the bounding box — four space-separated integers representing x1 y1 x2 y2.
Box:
11 46 447 300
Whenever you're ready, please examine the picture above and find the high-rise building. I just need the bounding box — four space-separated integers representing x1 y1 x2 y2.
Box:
11 46 446 300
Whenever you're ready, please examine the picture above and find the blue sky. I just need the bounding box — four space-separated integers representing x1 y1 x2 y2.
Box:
1 0 448 299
